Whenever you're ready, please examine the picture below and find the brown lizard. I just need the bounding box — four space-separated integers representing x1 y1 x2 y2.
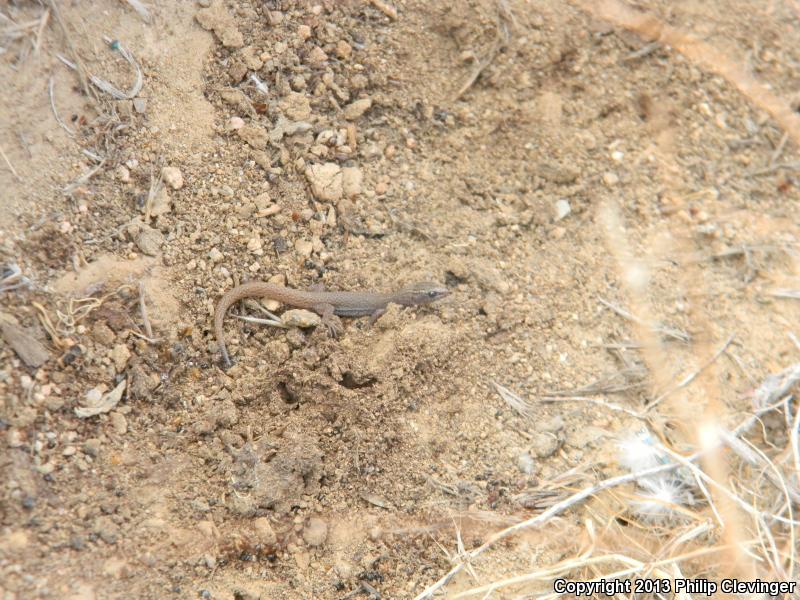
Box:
214 281 450 366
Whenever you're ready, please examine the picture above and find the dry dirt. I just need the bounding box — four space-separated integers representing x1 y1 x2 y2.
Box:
2 0 800 598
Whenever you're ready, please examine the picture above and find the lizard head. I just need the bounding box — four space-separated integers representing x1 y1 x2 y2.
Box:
395 282 451 306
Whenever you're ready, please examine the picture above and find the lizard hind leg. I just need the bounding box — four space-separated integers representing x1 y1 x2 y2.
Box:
312 302 343 337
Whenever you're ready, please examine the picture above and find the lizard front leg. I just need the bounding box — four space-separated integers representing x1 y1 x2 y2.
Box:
312 302 343 337
367 308 386 325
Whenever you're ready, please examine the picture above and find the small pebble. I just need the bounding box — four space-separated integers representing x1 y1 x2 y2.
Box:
341 166 363 198
208 247 224 263
135 225 164 256
281 309 321 329
294 239 313 257
161 166 184 190
110 412 128 435
336 40 352 59
344 98 372 120
227 116 245 130
253 517 277 545
554 199 571 221
297 24 312 40
303 517 328 547
115 165 131 182
110 344 131 372
529 432 560 458
603 172 619 186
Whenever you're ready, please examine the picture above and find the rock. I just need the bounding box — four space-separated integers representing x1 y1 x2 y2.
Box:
603 172 619 186
537 162 579 184
83 438 102 457
148 187 171 217
219 89 252 114
110 344 131 372
252 517 277 546
306 46 328 67
294 239 313 257
102 557 128 578
3 529 30 551
208 247 224 263
269 115 313 143
133 98 147 114
251 150 271 169
0 318 49 367
281 309 321 329
305 163 342 202
334 560 355 580
554 199 571 221
335 40 352 59
295 550 311 570
91 321 116 345
94 516 119 544
161 166 184 190
303 517 328 547
529 432 560 458
297 24 312 40
239 46 263 70
280 92 312 121
341 166 363 198
237 125 269 149
227 116 245 130
115 165 131 182
195 3 244 48
537 415 565 433
135 225 164 256
128 363 157 400
216 399 239 427
7 429 24 448
343 98 372 120
110 411 127 435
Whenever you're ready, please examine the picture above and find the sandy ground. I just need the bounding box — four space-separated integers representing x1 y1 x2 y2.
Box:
2 0 800 598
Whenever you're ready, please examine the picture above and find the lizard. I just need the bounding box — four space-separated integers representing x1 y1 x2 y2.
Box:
213 280 450 366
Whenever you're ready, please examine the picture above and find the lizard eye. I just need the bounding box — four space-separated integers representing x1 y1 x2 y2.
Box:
428 290 439 298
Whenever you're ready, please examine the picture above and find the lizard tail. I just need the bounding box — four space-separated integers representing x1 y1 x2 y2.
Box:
214 294 234 368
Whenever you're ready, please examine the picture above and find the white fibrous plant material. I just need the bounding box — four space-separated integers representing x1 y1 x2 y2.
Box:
633 475 694 523
618 429 693 523
618 428 664 472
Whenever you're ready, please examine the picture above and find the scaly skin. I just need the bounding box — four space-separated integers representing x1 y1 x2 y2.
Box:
214 281 450 366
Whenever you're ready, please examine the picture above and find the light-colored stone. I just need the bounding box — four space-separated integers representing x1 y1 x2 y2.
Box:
227 116 245 130
161 166 184 190
110 344 131 372
280 92 312 121
341 166 363 198
305 163 342 202
303 517 328 547
603 172 619 186
554 199 571 221
208 247 224 263
344 98 372 120
307 46 328 67
115 165 130 182
148 187 171 217
281 309 321 329
237 125 269 149
253 517 277 545
294 239 313 257
135 226 163 256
